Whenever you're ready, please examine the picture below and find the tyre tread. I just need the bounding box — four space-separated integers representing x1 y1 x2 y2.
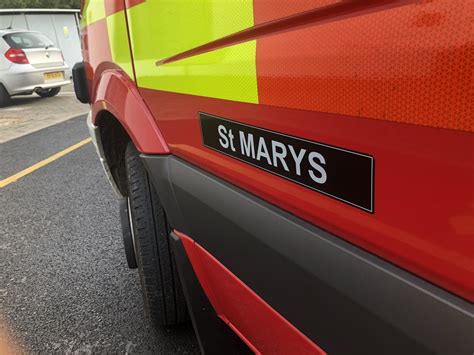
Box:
124 143 187 326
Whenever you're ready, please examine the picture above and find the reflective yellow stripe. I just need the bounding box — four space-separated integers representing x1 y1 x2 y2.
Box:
107 11 134 79
127 0 258 104
80 0 106 28
80 0 134 80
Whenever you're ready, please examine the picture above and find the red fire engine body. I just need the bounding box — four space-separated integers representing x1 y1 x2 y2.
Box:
74 0 473 353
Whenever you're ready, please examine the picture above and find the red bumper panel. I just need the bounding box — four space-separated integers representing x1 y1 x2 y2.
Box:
175 230 325 355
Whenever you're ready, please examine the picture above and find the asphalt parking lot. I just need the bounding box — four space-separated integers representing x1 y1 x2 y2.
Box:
0 114 199 353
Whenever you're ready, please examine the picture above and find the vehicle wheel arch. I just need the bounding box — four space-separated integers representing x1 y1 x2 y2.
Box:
96 110 131 196
91 69 170 195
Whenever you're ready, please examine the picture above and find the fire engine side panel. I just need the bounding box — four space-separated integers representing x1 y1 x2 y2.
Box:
140 89 474 301
79 0 474 351
80 0 169 153
141 155 472 354
125 0 474 301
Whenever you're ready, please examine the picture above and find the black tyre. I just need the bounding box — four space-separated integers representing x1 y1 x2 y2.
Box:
0 84 11 107
119 198 138 269
124 142 187 326
36 87 61 98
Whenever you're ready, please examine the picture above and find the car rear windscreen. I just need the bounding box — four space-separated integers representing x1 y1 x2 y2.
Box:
3 32 54 49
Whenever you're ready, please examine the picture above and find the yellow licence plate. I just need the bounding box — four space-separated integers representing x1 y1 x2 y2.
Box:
43 71 64 82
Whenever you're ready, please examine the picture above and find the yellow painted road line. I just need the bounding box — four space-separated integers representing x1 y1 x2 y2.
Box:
0 138 92 188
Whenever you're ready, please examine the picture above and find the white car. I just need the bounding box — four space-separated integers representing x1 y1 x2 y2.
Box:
0 29 71 107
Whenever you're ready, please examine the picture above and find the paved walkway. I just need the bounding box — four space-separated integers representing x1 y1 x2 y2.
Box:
0 84 88 143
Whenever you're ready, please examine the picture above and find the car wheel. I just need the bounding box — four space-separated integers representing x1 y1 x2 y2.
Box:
36 87 61 98
124 142 188 326
0 84 11 107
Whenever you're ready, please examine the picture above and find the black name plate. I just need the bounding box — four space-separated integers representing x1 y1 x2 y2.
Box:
199 113 374 212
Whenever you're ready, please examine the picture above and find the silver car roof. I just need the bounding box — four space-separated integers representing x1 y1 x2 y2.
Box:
0 29 41 35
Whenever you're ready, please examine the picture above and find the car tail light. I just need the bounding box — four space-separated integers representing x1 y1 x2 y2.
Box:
4 48 29 64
